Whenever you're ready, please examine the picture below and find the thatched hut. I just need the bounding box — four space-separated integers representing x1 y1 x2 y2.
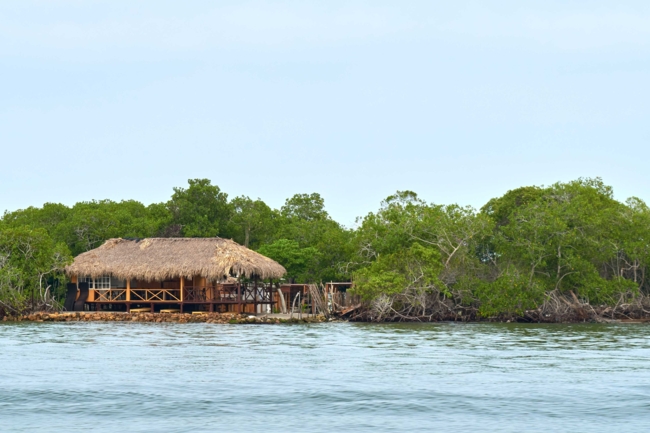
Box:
65 238 286 313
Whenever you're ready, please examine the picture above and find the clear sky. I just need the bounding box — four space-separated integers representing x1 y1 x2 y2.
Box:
1 1 649 227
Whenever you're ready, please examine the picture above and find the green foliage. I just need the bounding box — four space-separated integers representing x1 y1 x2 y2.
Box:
64 200 159 255
273 193 353 282
481 186 545 227
258 239 320 283
2 176 649 318
0 226 71 314
353 244 443 301
352 190 492 298
474 268 545 317
167 179 232 237
280 193 328 221
2 200 158 256
489 178 642 304
2 202 70 235
230 196 276 248
349 178 650 319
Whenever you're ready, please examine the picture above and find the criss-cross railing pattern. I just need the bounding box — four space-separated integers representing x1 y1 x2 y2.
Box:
93 289 127 302
89 283 276 305
241 285 272 303
130 288 181 302
184 285 239 302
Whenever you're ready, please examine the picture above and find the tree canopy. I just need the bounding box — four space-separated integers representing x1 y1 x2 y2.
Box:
2 177 650 320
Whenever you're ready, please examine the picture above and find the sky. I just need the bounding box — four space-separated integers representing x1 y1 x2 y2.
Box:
1 1 649 227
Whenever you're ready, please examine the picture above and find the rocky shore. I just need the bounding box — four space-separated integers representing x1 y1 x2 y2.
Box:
2 311 328 324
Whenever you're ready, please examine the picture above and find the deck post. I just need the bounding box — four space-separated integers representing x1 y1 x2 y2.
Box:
271 281 276 314
126 279 131 302
180 277 184 303
237 283 242 313
150 303 154 313
254 278 258 315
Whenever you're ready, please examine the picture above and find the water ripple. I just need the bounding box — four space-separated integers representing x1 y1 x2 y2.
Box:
1 322 650 432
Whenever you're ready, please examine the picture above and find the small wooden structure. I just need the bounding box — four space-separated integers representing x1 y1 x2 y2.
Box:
276 284 314 315
274 282 358 316
323 282 357 310
65 237 286 313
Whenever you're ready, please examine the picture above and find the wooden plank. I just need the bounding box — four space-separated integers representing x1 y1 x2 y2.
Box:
340 304 361 316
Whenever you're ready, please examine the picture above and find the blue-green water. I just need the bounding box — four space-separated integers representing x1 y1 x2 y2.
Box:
1 322 649 432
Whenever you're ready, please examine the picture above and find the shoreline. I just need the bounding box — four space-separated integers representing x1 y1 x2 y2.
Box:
2 311 329 324
3 311 650 324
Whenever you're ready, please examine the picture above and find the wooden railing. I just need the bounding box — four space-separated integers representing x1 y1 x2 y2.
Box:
88 284 275 304
184 285 239 302
131 288 181 302
90 288 179 302
93 289 127 302
242 285 273 303
183 285 273 303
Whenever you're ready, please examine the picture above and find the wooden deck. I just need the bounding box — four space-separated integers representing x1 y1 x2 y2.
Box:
84 283 276 314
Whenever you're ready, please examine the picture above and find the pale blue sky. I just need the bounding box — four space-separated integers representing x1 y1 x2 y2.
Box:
1 1 649 226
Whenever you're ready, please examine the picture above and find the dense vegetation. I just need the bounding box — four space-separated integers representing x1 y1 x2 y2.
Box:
2 177 650 321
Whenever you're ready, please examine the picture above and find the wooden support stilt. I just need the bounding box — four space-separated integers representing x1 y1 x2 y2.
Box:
150 303 154 313
254 278 258 314
237 283 242 313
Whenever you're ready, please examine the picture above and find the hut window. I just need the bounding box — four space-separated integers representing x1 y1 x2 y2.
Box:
95 276 111 289
80 276 111 290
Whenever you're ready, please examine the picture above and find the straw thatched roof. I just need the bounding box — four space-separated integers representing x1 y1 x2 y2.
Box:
65 238 286 281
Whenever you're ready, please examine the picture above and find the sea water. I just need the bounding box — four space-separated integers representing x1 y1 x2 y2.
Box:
1 322 649 432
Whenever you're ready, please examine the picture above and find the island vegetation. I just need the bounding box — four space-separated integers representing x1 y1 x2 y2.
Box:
2 177 650 322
